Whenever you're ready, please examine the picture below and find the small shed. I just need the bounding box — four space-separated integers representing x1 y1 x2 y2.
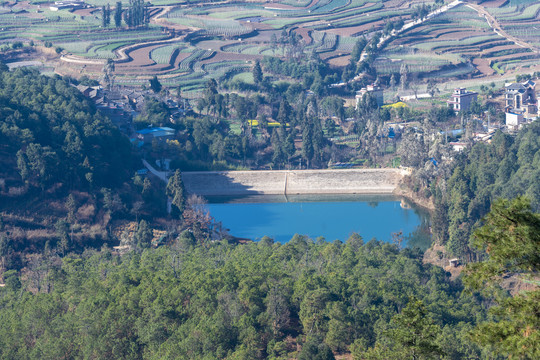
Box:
449 258 460 267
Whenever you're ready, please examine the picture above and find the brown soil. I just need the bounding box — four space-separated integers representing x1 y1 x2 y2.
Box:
423 243 463 280
294 27 312 45
326 20 385 37
436 30 491 41
199 51 261 64
327 54 351 67
197 40 237 51
481 44 521 55
242 21 274 31
500 275 539 296
485 50 538 62
124 44 163 67
480 0 509 8
262 0 320 10
424 244 540 296
473 57 495 75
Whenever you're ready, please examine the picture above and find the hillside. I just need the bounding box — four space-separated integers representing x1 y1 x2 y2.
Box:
432 121 540 260
0 66 143 255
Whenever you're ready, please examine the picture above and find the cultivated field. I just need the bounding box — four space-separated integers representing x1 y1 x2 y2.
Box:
1 0 538 90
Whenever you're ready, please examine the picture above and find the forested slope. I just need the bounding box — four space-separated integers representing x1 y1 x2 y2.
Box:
0 67 132 191
434 122 540 260
0 237 497 359
0 66 141 256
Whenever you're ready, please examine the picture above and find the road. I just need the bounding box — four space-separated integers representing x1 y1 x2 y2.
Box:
142 159 169 182
358 0 463 63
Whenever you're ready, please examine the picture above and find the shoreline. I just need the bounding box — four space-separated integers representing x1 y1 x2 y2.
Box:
394 185 436 212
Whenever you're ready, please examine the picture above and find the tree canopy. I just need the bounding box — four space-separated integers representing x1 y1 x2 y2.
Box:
463 197 540 359
0 238 497 359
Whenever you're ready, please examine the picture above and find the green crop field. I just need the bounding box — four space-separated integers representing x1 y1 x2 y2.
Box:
1 0 537 88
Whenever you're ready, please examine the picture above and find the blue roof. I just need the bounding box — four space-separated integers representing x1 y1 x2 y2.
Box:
137 128 154 135
136 127 174 135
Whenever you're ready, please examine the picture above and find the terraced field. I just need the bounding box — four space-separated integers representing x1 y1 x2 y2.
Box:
1 0 538 90
487 0 540 48
378 2 539 78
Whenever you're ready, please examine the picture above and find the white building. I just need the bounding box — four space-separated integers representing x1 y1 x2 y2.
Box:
506 112 524 128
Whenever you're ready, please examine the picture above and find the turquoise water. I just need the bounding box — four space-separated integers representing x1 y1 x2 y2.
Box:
206 195 431 249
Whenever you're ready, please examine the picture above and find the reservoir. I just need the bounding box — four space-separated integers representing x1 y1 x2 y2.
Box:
206 194 431 249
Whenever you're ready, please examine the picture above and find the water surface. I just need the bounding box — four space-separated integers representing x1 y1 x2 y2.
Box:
206 195 431 249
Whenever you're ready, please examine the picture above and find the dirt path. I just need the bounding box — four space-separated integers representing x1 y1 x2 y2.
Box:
466 2 539 53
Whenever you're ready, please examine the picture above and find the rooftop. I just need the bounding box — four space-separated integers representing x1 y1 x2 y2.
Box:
136 127 174 135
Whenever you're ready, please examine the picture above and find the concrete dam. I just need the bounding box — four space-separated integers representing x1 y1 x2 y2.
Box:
182 169 405 196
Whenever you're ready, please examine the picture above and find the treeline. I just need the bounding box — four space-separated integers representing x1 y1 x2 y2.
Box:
0 237 498 359
434 122 540 260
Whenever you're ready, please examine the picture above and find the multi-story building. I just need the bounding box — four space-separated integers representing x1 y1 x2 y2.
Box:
505 80 537 116
355 84 384 108
447 88 477 112
504 80 537 128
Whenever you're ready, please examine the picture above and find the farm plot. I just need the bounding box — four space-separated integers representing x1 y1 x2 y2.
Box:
150 44 185 64
485 0 540 48
504 24 540 47
490 1 540 21
381 2 536 77
373 56 452 75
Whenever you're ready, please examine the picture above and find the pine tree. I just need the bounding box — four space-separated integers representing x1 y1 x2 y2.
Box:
149 75 162 93
464 197 540 359
106 4 111 26
114 2 122 27
102 4 111 27
134 220 153 249
252 60 263 85
302 122 313 169
166 170 186 219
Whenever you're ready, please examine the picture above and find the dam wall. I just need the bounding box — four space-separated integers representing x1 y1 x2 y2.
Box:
182 169 404 196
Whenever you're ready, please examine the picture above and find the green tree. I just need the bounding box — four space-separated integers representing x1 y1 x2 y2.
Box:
350 37 367 64
301 123 314 169
55 219 70 257
3 270 21 292
252 60 263 85
0 234 9 270
298 337 335 360
299 288 330 336
16 149 29 181
134 219 153 249
66 194 77 223
102 4 111 27
464 197 540 359
149 75 162 93
114 1 122 27
365 298 443 360
166 169 186 219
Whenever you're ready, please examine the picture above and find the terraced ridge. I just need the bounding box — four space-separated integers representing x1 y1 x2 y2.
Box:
379 2 539 77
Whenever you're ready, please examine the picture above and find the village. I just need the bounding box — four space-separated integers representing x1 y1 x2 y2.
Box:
74 73 540 173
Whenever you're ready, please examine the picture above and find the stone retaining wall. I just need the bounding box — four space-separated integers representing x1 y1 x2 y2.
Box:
182 169 404 196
